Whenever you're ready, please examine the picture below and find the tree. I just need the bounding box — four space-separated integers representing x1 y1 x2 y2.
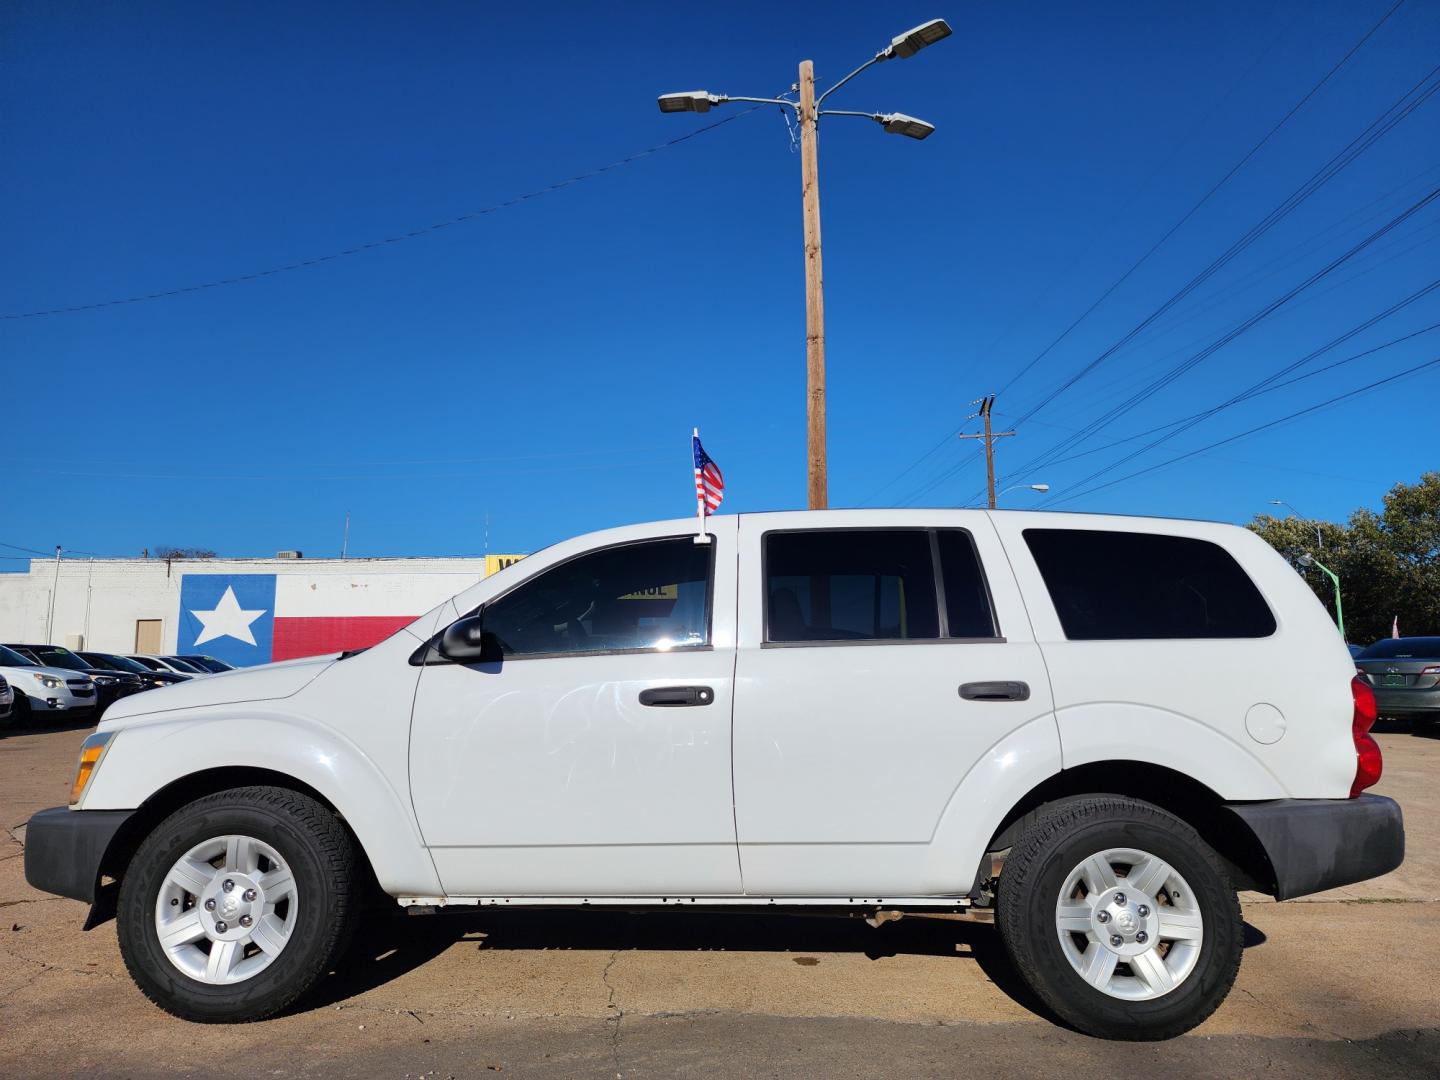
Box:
1248 473 1440 645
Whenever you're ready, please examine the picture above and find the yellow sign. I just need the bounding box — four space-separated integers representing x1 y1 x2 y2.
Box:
485 554 526 577
619 584 678 601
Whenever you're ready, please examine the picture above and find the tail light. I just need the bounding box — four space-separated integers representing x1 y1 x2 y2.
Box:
1350 675 1381 798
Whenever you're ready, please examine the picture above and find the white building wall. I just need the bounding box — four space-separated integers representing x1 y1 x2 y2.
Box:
0 556 495 656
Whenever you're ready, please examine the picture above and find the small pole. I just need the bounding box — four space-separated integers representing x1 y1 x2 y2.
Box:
45 545 62 642
799 58 827 510
694 428 711 544
341 512 350 560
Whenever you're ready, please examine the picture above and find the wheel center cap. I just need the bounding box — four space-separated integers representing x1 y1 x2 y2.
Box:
1114 909 1139 935
218 894 243 920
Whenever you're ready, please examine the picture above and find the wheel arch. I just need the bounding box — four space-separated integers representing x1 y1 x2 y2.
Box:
979 760 1279 898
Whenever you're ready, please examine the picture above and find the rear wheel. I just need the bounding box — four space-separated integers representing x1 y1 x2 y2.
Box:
996 795 1243 1040
10 692 31 727
117 786 357 1022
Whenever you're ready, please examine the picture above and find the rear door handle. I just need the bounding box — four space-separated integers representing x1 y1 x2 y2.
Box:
639 685 715 707
959 681 1030 702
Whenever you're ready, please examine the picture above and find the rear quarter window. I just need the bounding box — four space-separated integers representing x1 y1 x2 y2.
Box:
1023 528 1276 640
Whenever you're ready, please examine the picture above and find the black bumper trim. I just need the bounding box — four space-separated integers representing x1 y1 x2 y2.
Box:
1225 794 1404 900
23 806 134 905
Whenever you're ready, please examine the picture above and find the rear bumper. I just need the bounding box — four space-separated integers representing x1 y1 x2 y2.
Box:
23 806 133 904
1225 795 1404 900
1371 686 1440 716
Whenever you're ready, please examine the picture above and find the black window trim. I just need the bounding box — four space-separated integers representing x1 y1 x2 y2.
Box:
413 534 717 665
760 526 1005 649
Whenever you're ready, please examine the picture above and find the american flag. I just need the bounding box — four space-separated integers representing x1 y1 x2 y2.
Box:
693 432 724 515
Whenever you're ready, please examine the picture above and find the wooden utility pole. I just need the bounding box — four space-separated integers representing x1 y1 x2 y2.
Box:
958 396 1016 508
798 59 827 510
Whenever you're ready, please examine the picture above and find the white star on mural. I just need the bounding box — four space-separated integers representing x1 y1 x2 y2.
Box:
191 586 266 647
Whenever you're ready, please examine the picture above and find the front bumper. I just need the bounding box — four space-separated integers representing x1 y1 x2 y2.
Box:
23 806 133 905
1226 794 1404 900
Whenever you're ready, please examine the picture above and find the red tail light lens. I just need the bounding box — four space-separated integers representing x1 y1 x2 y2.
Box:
1350 675 1381 798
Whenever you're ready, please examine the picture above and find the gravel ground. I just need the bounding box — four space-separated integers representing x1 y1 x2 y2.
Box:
2 717 1436 1077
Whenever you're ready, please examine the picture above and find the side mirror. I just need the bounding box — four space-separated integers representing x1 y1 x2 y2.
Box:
438 614 500 662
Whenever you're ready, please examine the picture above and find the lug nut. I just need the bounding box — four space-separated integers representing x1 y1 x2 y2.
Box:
242 888 257 902
170 897 179 907
1110 934 1124 948
204 899 216 911
1136 931 1148 944
1137 904 1150 917
222 879 235 893
215 920 228 933
1096 910 1111 924
239 914 253 928
1113 892 1127 906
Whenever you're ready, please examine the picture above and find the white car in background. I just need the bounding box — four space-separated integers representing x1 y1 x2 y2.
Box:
0 643 98 724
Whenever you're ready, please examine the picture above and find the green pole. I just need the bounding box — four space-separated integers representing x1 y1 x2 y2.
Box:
1310 556 1345 641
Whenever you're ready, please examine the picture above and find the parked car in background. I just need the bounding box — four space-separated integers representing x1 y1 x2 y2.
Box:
1347 643 1366 659
128 655 203 678
1355 636 1440 724
5 643 146 714
80 652 188 689
0 674 13 726
23 510 1403 1039
0 643 97 724
162 655 218 676
177 654 236 673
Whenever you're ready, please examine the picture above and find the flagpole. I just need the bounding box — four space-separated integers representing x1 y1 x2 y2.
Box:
694 428 711 544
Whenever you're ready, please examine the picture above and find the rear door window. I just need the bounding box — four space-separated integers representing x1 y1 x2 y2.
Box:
1023 528 1276 640
937 530 999 639
764 530 939 643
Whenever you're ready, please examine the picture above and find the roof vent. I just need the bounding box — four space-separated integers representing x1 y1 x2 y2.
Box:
275 550 303 560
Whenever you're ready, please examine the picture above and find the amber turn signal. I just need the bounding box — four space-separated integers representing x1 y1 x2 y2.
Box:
68 733 114 807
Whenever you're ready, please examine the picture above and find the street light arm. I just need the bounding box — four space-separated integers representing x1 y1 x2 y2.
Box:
723 95 799 108
815 53 886 109
816 109 883 120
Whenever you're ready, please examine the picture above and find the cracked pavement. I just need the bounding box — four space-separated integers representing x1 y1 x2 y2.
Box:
2 721 1437 1077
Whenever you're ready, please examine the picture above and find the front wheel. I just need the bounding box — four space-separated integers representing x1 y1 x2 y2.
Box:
117 785 358 1022
996 795 1243 1041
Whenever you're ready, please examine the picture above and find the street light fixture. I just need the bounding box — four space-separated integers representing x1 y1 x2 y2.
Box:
998 483 1050 499
657 18 953 510
1268 499 1323 549
884 18 954 60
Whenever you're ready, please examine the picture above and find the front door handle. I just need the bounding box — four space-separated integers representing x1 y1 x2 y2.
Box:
639 685 715 707
959 680 1031 702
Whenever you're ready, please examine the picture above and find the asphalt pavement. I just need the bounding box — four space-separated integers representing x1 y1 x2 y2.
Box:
2 717 1436 1078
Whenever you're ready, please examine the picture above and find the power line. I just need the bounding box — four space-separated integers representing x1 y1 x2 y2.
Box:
1010 60 1440 430
868 10 1420 508
0 109 762 321
1036 275 1440 499
995 172 1440 493
1045 354 1440 506
994 0 1411 401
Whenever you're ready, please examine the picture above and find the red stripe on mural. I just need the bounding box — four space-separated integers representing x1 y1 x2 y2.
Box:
271 615 416 661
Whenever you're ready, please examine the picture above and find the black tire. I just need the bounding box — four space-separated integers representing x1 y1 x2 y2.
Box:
10 692 31 727
117 785 358 1022
996 795 1243 1041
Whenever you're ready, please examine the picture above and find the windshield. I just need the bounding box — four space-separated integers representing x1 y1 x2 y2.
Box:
163 656 207 673
0 644 36 667
25 646 91 671
129 656 166 671
1359 637 1440 659
85 652 151 674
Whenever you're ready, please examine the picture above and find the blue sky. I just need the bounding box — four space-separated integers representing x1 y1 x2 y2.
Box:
3 1 1437 566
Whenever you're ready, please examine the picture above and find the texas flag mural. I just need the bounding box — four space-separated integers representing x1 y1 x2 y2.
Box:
178 572 484 667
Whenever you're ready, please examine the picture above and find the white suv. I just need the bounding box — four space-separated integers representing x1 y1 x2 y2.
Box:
24 511 1403 1039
